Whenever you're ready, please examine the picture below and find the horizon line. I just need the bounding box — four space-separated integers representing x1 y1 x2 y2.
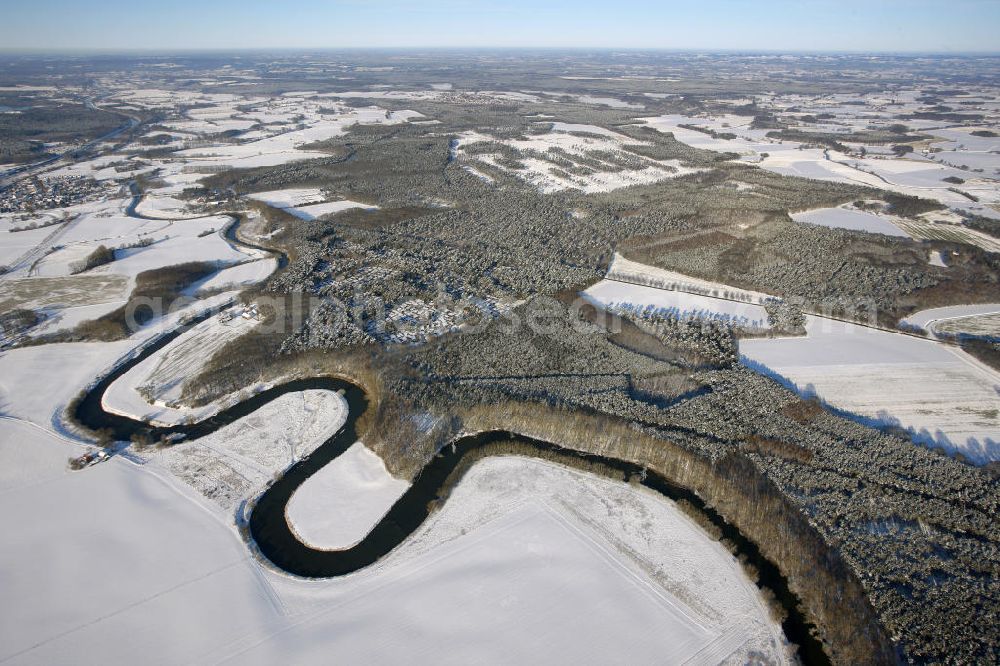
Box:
2 46 1000 58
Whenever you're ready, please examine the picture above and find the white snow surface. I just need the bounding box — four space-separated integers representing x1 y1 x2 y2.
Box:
185 258 277 294
575 94 644 109
0 291 234 428
109 230 250 277
605 252 772 302
247 188 327 208
30 208 252 280
641 113 1000 219
171 104 414 170
792 206 910 238
550 121 638 140
583 254 773 330
285 200 377 221
134 195 193 219
153 389 348 513
0 419 283 665
0 227 56 266
0 339 136 426
741 317 1000 462
455 127 700 194
585 280 771 331
102 310 259 425
31 300 129 336
901 303 1000 333
286 442 410 549
232 455 787 664
0 416 785 666
247 188 377 220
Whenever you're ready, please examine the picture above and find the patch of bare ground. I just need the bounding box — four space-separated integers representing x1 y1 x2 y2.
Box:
35 262 217 342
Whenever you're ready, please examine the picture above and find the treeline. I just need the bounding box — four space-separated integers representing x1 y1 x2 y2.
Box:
69 245 114 275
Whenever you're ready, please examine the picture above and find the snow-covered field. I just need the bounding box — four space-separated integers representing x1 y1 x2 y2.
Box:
741 317 1000 463
186 258 277 294
934 313 1000 338
247 188 377 221
153 389 348 513
454 125 701 194
326 455 787 665
641 114 765 154
605 252 771 302
29 300 129 337
286 441 409 549
0 288 237 427
0 274 130 312
550 121 632 138
106 227 250 278
902 303 1000 331
284 200 377 221
0 394 785 665
6 198 251 280
579 258 1000 463
584 253 773 330
0 182 273 345
102 311 260 423
585 280 772 330
642 111 1000 221
170 103 416 170
901 303 1000 337
792 206 909 237
0 339 137 427
0 225 57 267
575 94 644 109
889 216 1000 254
324 88 539 105
134 194 194 220
0 419 283 665
246 188 328 208
925 127 1000 175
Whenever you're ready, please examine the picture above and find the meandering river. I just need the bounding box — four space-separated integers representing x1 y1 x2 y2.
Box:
72 213 830 664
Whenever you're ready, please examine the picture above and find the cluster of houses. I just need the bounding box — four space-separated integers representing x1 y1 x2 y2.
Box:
0 176 102 213
220 303 261 324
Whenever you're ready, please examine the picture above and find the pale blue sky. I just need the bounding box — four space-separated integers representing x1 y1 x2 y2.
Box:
1 0 998 53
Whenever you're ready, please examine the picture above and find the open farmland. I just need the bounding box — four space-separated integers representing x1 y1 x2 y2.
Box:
247 188 377 220
741 316 1000 462
902 303 1000 334
604 252 772 303
890 216 1000 253
584 280 772 331
640 96 1000 224
934 312 1000 338
0 273 129 310
453 123 703 194
791 206 909 238
259 455 788 664
286 441 410 549
153 389 349 512
0 421 788 664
